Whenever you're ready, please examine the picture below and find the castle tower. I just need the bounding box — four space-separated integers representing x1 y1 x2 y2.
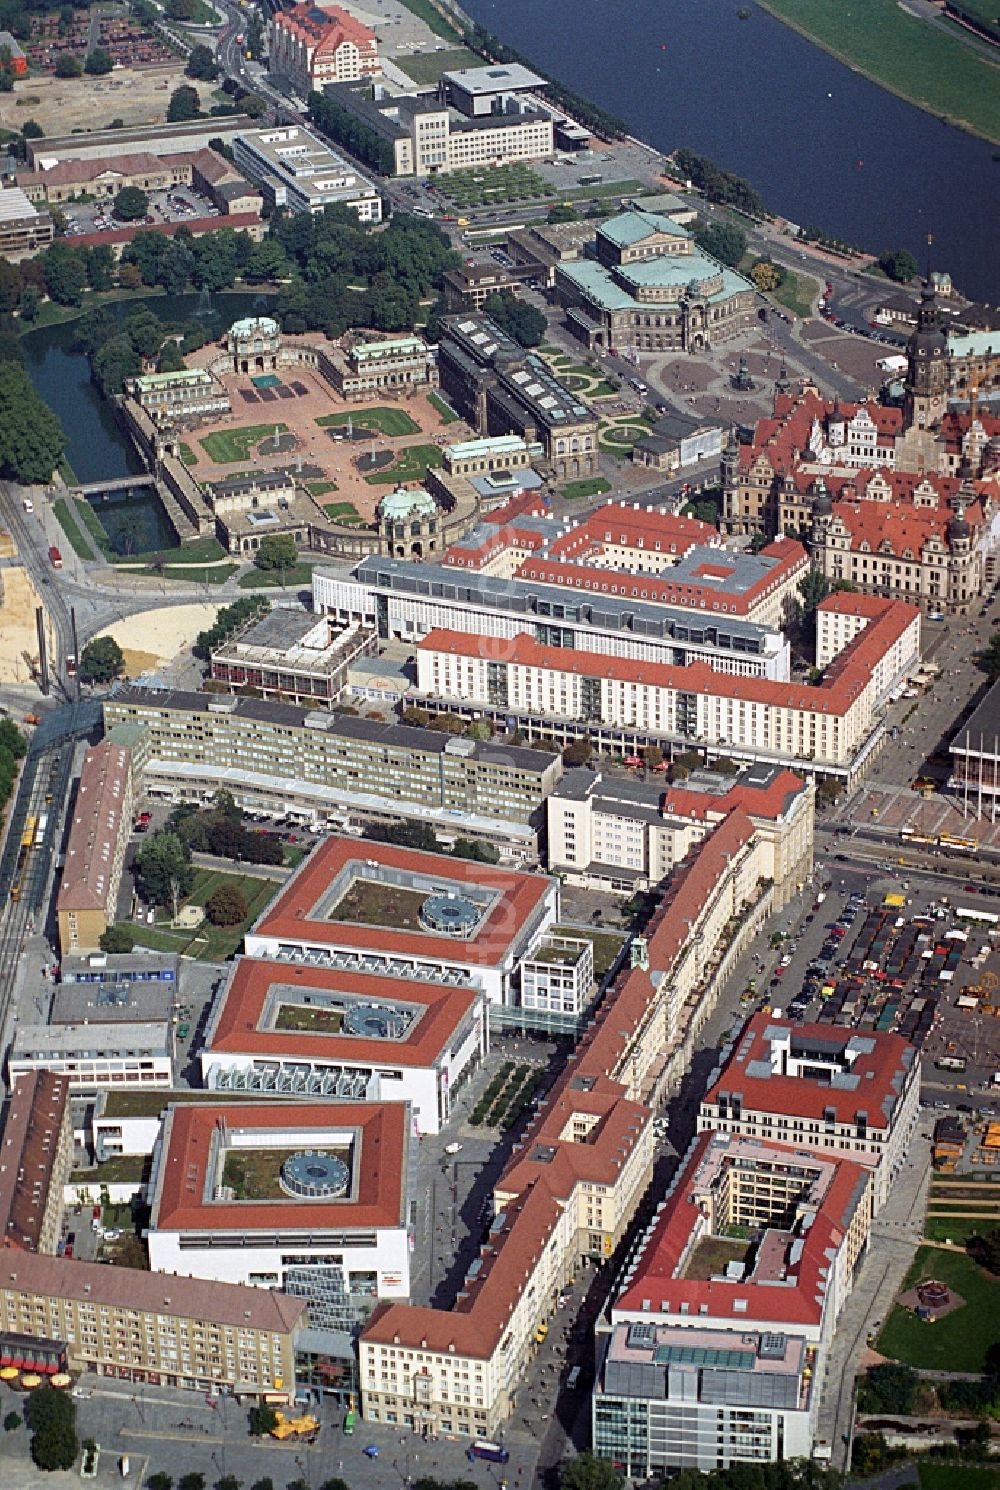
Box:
721 427 742 534
809 475 833 554
904 280 949 431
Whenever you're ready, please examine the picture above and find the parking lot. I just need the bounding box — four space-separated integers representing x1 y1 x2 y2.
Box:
752 868 1000 1110
64 185 222 237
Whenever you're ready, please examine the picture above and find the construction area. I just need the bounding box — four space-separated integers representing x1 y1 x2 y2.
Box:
0 64 217 138
0 528 55 688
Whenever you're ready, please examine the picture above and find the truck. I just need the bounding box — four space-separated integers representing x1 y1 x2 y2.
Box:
48 545 63 569
936 1055 967 1072
65 654 76 677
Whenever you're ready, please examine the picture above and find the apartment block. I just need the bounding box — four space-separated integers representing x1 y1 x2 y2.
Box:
102 688 561 853
697 1014 920 1212
547 761 814 905
56 740 135 957
358 810 782 1437
0 186 54 257
232 125 382 221
209 611 375 707
415 591 921 780
0 1073 73 1256
8 1022 173 1092
0 1251 304 1396
595 1130 873 1475
268 3 379 96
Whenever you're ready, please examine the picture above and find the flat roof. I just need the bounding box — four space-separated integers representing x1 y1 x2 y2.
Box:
442 63 545 93
250 836 553 965
11 1021 171 1058
51 980 174 1025
204 955 480 1068
105 685 556 770
951 679 1000 752
703 1012 916 1129
149 1100 408 1235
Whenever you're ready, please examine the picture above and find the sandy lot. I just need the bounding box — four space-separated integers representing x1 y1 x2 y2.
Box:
97 602 221 676
0 562 57 686
0 66 216 138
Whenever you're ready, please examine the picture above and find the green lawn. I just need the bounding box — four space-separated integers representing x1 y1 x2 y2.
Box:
428 391 459 424
754 0 1000 144
140 563 239 586
53 497 94 560
918 1467 999 1490
876 1245 1000 1373
322 500 365 525
238 562 315 590
73 494 117 557
199 424 289 464
123 869 279 962
305 481 338 498
178 443 198 467
316 407 420 437
772 269 819 320
923 1216 999 1244
364 443 443 485
392 0 464 41
561 477 611 500
396 45 481 85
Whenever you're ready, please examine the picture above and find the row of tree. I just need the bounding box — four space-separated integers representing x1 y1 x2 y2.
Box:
483 290 547 348
167 793 285 867
0 718 27 818
0 358 65 483
307 90 396 177
195 595 269 660
672 148 765 218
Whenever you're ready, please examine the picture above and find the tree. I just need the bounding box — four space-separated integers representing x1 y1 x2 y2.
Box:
560 1454 624 1490
797 565 831 617
100 924 135 954
858 1361 919 1414
178 1475 206 1490
247 1404 279 1437
135 830 193 915
241 92 267 119
79 635 125 683
146 1476 173 1490
158 340 185 374
974 1225 1000 1274
979 635 1000 683
562 738 593 767
84 47 113 75
215 1477 241 1490
452 838 500 864
185 43 219 81
85 243 116 292
365 820 440 852
26 1387 78 1472
249 1481 274 1490
206 882 248 926
125 306 165 360
92 333 141 396
40 241 86 306
205 815 246 861
879 247 918 284
21 120 43 141
483 290 547 348
0 360 65 483
254 533 298 572
0 257 22 312
167 85 201 123
750 258 782 292
113 186 149 223
695 221 747 268
4 1412 20 1431
54 52 83 78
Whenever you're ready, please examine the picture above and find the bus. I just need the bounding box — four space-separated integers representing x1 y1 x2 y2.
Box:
48 545 63 569
936 1055 967 1072
957 906 1000 926
468 1441 510 1464
34 813 47 849
939 833 978 854
343 1409 356 1435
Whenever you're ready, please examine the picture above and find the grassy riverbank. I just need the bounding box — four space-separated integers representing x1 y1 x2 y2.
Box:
753 0 1000 145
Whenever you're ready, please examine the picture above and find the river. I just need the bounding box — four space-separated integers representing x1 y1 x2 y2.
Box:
459 0 998 303
20 289 275 484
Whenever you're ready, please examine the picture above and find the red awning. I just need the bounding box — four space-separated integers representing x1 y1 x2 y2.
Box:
40 1363 58 1374
0 1356 11 1368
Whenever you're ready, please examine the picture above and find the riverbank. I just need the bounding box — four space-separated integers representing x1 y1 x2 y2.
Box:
18 284 280 337
752 0 1000 145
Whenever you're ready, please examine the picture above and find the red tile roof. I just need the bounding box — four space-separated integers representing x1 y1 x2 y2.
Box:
274 2 376 50
420 594 919 716
56 741 131 914
738 390 904 476
0 1073 70 1253
361 813 756 1359
545 507 717 563
206 957 479 1069
613 1131 868 1327
702 1011 915 1127
151 1101 407 1234
660 767 806 823
828 496 985 556
71 213 263 250
250 836 552 967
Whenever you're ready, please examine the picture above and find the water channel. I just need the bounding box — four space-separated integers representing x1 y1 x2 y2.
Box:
459 0 999 302
20 290 274 485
